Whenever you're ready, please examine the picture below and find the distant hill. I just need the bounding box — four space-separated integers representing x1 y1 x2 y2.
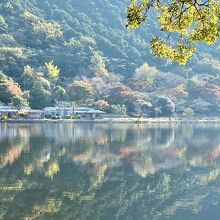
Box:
0 0 219 115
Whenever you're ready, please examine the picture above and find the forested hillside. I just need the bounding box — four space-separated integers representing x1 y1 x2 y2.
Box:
0 0 220 115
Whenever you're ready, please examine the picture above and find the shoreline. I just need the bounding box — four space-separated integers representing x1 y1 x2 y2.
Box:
1 117 220 124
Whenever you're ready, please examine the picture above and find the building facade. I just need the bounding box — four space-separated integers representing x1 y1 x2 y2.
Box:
22 109 44 119
0 106 18 118
74 107 105 119
43 107 73 118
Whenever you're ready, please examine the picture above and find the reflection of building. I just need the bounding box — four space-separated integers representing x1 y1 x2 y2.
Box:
0 124 30 140
0 106 18 118
43 107 73 117
74 107 105 119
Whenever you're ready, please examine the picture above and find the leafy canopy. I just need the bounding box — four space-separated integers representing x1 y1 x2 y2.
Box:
21 11 63 38
45 61 60 82
23 65 34 75
127 0 220 64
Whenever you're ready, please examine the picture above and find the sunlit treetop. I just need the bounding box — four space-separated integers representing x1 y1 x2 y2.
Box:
45 61 60 82
21 11 63 39
127 0 220 64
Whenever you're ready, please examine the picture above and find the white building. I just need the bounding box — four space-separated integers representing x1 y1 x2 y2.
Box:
74 107 105 119
22 109 44 119
43 107 73 117
0 106 18 118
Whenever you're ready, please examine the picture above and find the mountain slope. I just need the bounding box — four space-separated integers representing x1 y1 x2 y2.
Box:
0 0 219 115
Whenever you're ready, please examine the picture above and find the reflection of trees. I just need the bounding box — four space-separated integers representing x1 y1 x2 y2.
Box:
23 198 62 220
0 133 28 168
131 155 155 178
45 160 60 179
0 124 220 219
89 164 107 190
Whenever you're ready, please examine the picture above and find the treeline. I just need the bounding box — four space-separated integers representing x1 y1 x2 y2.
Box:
0 0 219 116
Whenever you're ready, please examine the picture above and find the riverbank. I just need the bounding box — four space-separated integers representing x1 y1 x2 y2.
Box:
1 117 220 124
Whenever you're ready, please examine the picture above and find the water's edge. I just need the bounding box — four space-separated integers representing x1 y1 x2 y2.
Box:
1 118 220 124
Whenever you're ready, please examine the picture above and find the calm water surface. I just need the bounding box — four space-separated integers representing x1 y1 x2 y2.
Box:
0 123 220 220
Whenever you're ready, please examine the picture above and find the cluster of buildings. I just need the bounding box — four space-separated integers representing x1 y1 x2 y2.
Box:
0 106 105 120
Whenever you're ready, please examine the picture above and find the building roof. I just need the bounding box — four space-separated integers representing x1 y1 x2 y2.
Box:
0 106 17 109
0 106 18 113
75 107 94 111
44 107 73 110
43 107 58 110
22 109 43 113
75 110 105 114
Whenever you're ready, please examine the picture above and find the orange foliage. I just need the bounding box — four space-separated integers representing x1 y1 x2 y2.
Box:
164 85 187 99
6 79 23 96
204 144 220 161
200 83 220 99
3 145 23 165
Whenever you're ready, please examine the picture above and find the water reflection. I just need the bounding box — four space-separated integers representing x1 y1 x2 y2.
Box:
0 123 220 219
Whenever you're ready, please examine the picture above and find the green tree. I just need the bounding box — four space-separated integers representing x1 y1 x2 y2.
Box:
10 96 29 110
68 80 94 103
52 86 66 102
110 104 127 115
45 61 60 82
23 65 34 75
0 15 8 32
29 82 51 109
132 63 158 91
155 96 175 117
136 99 153 116
134 63 157 82
127 0 220 64
21 11 63 39
183 107 195 118
89 51 108 77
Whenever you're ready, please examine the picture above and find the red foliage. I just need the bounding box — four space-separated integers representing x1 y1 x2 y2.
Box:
6 79 23 97
199 83 220 99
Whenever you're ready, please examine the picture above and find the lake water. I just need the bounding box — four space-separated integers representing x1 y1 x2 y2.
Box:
0 123 220 220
